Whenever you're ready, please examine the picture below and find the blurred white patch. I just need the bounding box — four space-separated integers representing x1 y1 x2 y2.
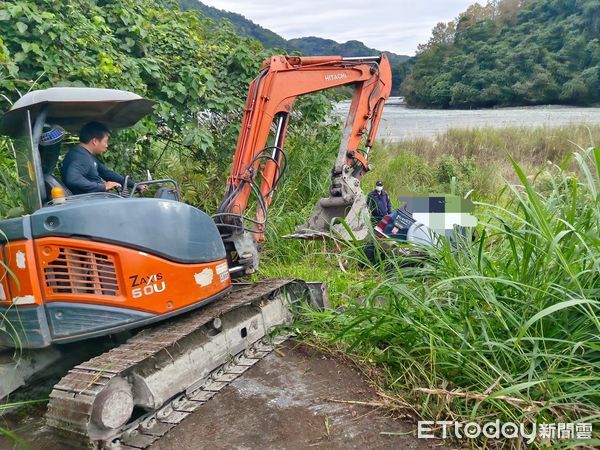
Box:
444 212 478 228
0 284 6 301
194 268 214 287
16 251 26 269
413 212 477 231
13 295 35 305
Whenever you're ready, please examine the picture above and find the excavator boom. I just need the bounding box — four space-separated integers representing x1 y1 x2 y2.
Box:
216 54 392 273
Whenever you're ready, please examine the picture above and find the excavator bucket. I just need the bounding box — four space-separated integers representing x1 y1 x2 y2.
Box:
289 177 370 241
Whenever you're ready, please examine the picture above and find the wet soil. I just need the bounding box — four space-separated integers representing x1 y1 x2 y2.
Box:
150 342 442 450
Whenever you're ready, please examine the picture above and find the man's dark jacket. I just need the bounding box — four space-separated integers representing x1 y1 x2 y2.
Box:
368 189 392 219
61 145 133 195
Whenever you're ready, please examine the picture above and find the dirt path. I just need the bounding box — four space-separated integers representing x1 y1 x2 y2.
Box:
150 342 439 450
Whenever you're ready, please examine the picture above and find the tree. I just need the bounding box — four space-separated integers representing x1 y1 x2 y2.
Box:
450 83 480 107
417 22 456 54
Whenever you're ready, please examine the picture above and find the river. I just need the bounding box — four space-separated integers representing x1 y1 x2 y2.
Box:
335 98 600 141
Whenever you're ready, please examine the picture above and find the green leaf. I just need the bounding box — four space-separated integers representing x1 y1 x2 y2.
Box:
593 147 600 195
16 22 28 33
92 15 105 26
0 10 10 21
517 299 599 341
30 43 43 56
14 52 26 63
7 63 19 77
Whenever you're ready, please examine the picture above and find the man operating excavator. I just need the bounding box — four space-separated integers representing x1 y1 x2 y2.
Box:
61 121 137 194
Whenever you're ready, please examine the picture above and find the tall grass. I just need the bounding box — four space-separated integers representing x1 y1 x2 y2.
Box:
298 146 600 446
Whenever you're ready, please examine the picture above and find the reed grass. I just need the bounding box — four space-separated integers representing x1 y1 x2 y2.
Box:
365 124 600 202
292 146 599 447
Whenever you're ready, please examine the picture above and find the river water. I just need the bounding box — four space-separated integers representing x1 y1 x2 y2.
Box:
335 98 600 141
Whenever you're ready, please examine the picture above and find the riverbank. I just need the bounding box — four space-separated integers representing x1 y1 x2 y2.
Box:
335 100 600 142
360 123 600 202
261 133 600 448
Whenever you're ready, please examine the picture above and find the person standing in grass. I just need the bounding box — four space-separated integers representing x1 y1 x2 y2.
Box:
367 180 392 224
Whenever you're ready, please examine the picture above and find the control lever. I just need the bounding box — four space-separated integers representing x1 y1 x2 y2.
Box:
121 175 129 197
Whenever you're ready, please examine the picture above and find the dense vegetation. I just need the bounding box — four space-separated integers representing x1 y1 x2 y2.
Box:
178 1 410 94
301 145 600 447
401 0 600 108
261 126 600 447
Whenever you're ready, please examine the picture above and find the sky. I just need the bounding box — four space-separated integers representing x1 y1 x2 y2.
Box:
199 0 477 55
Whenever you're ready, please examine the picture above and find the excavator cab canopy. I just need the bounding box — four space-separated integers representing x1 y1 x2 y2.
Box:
0 87 156 213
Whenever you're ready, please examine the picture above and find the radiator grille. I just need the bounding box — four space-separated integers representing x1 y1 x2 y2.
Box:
44 247 120 296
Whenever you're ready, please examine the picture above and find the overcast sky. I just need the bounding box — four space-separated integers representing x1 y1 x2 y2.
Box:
199 0 476 55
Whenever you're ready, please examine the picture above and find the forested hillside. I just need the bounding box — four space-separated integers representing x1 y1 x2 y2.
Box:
286 36 409 66
178 1 409 93
401 0 600 108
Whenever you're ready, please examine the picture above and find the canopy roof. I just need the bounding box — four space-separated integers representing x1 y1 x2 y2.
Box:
0 87 156 136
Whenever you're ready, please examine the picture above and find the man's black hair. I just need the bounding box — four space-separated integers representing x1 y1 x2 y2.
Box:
79 122 110 144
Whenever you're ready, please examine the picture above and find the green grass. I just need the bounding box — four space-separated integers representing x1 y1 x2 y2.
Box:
364 124 600 203
258 126 600 448
291 148 598 447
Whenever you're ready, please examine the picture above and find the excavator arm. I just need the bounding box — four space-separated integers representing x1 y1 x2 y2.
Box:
216 54 392 274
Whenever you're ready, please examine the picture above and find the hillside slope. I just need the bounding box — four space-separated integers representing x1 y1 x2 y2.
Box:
179 0 290 49
178 1 409 92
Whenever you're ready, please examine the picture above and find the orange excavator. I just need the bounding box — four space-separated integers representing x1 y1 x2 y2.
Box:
0 54 391 447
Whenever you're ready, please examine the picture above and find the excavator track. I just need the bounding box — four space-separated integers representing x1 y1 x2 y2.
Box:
46 279 317 449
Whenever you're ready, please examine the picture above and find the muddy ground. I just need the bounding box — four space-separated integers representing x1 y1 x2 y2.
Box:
1 342 445 449
150 342 444 449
